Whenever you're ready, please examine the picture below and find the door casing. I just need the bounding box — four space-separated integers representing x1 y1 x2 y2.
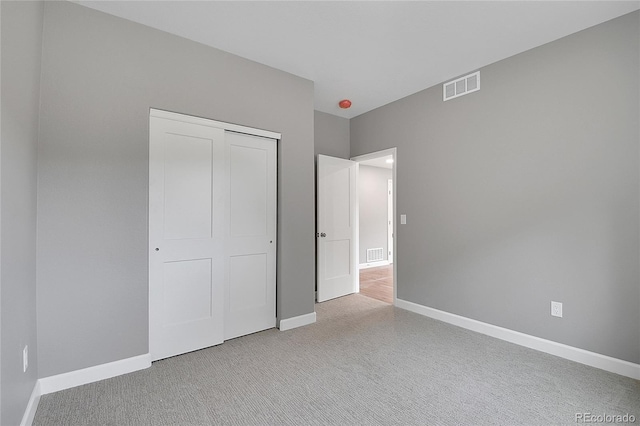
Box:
388 178 393 264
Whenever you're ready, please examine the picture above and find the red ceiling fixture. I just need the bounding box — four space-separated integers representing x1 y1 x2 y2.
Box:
338 99 352 109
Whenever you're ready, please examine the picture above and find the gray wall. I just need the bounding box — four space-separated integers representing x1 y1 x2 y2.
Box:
351 12 640 363
1 1 43 424
359 166 392 264
37 1 315 378
314 110 350 159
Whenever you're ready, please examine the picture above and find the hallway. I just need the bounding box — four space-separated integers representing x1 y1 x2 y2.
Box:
359 264 393 303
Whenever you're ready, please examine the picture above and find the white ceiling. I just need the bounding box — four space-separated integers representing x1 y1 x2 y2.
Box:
76 1 640 119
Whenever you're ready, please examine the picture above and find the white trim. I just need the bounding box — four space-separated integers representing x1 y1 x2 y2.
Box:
359 260 390 270
20 381 41 426
39 353 151 395
149 108 281 140
354 162 360 295
278 312 316 331
395 299 640 380
387 178 393 264
351 148 396 164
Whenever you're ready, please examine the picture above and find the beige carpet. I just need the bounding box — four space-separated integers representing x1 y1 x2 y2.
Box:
34 294 639 425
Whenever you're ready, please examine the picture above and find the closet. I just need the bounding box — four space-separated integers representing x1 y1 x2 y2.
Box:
148 109 277 361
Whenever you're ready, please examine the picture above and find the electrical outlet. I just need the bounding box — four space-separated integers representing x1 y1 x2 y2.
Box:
23 345 28 373
551 301 563 318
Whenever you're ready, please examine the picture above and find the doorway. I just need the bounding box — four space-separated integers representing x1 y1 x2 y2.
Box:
352 149 397 304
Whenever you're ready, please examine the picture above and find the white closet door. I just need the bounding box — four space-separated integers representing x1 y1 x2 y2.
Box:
149 116 226 361
224 131 277 340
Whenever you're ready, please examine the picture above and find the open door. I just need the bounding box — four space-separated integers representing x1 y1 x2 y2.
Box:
317 155 357 302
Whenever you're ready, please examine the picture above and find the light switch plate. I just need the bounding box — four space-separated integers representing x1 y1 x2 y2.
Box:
400 214 406 224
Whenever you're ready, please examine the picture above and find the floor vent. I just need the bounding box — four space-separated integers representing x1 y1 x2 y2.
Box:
443 71 480 101
366 248 384 262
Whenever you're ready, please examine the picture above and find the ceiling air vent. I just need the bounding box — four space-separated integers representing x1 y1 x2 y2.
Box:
443 71 480 101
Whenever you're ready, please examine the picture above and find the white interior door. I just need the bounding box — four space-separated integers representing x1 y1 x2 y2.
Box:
388 179 393 264
149 116 226 361
224 131 276 340
317 155 357 302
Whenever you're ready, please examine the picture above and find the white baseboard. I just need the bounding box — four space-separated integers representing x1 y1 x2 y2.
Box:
359 260 390 270
20 381 41 426
395 298 640 380
39 353 152 395
278 312 316 331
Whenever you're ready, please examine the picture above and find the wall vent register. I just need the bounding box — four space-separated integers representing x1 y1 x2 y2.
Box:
366 248 384 263
443 71 480 101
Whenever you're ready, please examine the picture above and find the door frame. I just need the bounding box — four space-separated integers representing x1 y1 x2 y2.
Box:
388 178 393 264
351 148 397 305
150 108 280 140
148 108 281 360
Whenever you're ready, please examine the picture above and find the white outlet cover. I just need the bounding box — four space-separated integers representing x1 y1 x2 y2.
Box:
551 301 563 318
400 214 407 225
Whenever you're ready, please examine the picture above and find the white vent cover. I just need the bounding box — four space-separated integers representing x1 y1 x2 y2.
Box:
366 248 384 262
443 71 480 101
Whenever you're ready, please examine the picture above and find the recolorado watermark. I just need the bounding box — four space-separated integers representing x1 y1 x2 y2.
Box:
576 413 636 424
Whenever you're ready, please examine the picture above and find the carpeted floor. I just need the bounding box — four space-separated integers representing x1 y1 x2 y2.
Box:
34 294 639 425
